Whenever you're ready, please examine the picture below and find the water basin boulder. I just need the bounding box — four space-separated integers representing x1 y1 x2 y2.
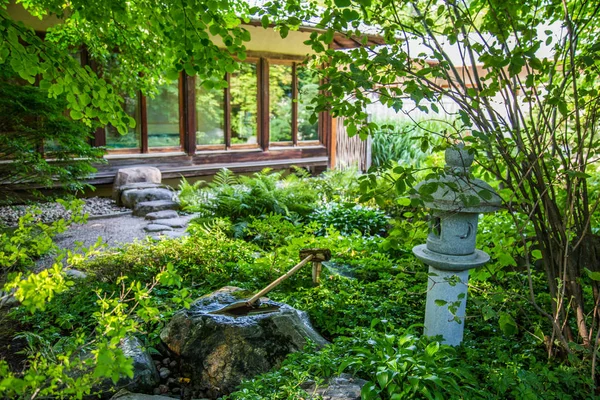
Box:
160 286 328 397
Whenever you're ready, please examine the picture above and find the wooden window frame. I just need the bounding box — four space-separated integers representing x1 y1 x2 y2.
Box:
93 57 328 156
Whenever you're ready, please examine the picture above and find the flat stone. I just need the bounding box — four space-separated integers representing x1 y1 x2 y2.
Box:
144 224 173 232
64 269 88 279
133 200 179 217
302 374 367 400
110 389 174 400
121 188 174 209
119 183 165 191
145 210 179 220
151 218 187 228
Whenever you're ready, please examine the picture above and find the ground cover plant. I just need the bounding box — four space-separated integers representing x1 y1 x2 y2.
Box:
0 165 598 398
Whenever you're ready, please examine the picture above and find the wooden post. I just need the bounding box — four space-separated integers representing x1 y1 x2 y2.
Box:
311 261 323 285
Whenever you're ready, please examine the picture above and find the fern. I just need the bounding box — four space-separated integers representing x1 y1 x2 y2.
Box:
210 168 238 188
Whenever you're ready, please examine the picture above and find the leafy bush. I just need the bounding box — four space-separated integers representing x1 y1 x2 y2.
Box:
370 118 445 169
310 202 389 237
0 199 86 275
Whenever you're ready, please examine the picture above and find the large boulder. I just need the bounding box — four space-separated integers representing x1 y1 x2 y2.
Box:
113 167 162 202
160 286 328 398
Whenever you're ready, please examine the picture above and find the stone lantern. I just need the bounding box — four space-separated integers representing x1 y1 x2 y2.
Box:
412 145 501 346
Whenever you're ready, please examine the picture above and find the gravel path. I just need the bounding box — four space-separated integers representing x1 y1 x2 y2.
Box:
0 197 129 227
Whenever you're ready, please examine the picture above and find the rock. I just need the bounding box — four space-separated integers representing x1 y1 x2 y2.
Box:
133 200 180 217
168 360 177 368
160 231 188 239
145 210 179 220
159 368 171 380
121 188 175 209
149 218 187 228
119 183 165 192
113 167 162 204
64 269 88 279
110 389 175 400
302 374 367 400
118 337 160 393
160 286 328 397
145 224 173 232
0 289 18 309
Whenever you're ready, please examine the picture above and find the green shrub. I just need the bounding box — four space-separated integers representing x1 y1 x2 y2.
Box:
370 118 446 169
179 168 317 223
310 202 389 237
0 71 104 203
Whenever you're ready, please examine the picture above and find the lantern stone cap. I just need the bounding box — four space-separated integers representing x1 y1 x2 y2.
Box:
414 146 502 213
413 244 490 271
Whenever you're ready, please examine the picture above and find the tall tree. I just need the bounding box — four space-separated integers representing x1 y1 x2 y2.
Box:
259 0 600 358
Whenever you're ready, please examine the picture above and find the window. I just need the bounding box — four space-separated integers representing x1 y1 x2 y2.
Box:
105 93 142 150
269 63 293 143
147 81 181 148
297 65 319 141
100 58 322 154
104 79 181 152
195 62 259 149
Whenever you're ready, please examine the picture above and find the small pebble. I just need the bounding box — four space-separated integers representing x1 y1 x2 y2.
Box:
153 388 161 395
162 357 171 365
159 384 169 394
169 360 177 368
159 368 171 380
167 377 177 386
172 388 181 394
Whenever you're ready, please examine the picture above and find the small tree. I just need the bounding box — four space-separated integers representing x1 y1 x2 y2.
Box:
259 0 600 360
0 71 104 202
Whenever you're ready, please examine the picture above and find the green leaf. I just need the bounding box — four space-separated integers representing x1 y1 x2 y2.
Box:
434 299 447 306
499 312 518 335
70 110 83 120
585 268 600 281
334 0 352 7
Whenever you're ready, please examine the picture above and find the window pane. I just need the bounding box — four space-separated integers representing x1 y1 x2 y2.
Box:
196 81 225 146
269 64 292 142
298 66 319 141
230 63 257 145
106 93 142 149
147 81 180 148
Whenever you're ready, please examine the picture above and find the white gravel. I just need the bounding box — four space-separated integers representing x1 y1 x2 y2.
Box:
0 197 130 227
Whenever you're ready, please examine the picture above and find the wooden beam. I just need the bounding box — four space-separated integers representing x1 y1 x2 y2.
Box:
140 94 148 153
258 58 270 151
224 73 232 149
292 62 298 146
181 72 196 155
330 117 337 169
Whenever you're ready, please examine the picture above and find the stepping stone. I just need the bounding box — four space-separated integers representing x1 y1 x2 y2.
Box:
121 188 174 209
144 224 173 232
145 210 179 221
134 200 179 217
151 218 187 228
151 231 189 241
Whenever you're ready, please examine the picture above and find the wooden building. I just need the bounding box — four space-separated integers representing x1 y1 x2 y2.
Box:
7 3 384 186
